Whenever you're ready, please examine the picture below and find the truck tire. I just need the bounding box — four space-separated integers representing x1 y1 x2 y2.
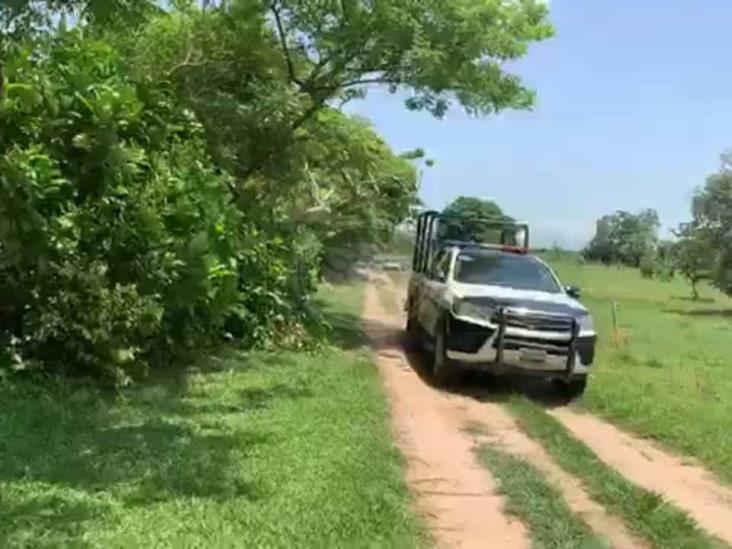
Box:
432 320 460 387
557 376 587 400
405 300 420 350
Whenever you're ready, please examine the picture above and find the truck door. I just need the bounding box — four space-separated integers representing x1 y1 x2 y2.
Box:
418 250 451 338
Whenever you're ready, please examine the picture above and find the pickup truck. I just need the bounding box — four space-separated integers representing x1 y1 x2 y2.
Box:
405 212 596 398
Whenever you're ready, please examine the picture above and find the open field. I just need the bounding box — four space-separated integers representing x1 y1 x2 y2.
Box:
0 284 423 548
544 256 732 483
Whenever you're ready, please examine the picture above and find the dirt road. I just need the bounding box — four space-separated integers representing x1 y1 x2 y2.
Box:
552 408 732 543
362 276 732 548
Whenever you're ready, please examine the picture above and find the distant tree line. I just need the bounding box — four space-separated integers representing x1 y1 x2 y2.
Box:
583 151 732 300
583 209 661 268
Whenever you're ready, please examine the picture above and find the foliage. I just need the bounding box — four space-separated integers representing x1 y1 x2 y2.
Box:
0 30 291 383
265 0 553 117
0 0 553 384
654 240 676 282
638 250 656 279
130 0 552 192
441 196 508 242
583 209 660 267
672 224 715 300
689 152 732 295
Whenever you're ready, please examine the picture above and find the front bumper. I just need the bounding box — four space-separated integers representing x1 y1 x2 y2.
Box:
445 310 596 378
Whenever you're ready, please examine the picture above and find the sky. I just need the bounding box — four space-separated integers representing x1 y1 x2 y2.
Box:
347 0 732 249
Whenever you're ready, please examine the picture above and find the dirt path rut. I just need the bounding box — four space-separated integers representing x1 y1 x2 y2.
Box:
363 281 529 548
552 408 732 544
363 277 646 548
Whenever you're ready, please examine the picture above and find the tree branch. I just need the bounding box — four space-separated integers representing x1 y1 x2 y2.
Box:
339 76 398 89
270 2 306 89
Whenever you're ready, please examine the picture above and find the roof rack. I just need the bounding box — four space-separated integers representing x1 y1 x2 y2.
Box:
412 210 530 274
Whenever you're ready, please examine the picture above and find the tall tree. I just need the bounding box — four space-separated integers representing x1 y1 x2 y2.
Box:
584 209 660 267
673 224 715 300
144 0 553 185
686 152 732 294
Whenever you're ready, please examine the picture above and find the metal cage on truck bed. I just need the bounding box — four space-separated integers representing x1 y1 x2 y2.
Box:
412 210 530 274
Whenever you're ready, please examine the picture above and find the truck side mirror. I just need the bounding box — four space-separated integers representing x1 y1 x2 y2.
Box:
566 285 581 299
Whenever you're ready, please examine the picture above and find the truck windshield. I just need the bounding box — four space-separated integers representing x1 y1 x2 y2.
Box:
454 253 562 293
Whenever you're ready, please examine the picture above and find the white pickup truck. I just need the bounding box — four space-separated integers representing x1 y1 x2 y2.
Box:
405 212 596 398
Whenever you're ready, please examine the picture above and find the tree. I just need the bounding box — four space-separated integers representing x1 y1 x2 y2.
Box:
689 152 732 294
441 196 507 241
140 0 553 186
0 0 554 384
583 209 660 267
583 215 614 263
655 240 676 281
638 250 656 279
673 224 715 300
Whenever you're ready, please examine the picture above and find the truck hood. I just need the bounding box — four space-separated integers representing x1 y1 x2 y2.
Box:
450 282 588 318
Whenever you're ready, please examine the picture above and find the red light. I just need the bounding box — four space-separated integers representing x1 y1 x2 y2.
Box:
501 245 528 254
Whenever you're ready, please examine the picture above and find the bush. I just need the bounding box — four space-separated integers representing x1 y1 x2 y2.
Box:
0 31 312 386
639 251 657 279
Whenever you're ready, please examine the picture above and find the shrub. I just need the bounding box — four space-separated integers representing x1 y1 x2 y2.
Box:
0 31 309 385
639 251 657 279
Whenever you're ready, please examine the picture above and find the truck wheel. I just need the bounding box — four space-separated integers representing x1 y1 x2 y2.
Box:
432 321 460 387
557 377 587 400
405 301 420 350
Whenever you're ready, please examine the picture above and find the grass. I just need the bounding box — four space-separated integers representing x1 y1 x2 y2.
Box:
544 256 732 484
0 283 423 548
507 398 721 549
477 446 606 549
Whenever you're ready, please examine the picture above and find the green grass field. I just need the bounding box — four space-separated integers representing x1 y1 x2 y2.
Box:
0 284 423 548
545 254 732 483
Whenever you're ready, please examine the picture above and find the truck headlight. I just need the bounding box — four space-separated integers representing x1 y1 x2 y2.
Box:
453 299 494 322
577 314 594 333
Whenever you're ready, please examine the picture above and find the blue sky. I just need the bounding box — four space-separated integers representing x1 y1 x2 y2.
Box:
348 0 731 249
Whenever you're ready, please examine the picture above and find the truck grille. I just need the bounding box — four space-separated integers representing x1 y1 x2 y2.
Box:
501 335 570 356
493 310 575 333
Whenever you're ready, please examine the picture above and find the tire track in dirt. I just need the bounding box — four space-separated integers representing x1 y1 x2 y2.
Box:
363 279 529 548
457 400 646 549
551 408 732 545
364 275 646 548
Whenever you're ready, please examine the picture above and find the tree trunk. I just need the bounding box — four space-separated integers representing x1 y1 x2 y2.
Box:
691 279 699 301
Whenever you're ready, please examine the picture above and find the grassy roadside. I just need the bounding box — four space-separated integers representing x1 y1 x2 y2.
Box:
477 446 606 549
546 257 732 484
507 398 722 549
0 283 424 548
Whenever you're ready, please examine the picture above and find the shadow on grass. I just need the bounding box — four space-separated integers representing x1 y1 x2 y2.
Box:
670 295 715 303
0 370 275 546
665 307 732 318
312 296 369 350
